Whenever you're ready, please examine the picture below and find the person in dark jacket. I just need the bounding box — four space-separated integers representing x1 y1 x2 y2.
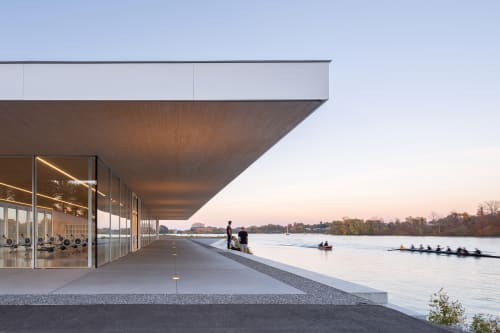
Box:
238 227 249 253
226 220 232 249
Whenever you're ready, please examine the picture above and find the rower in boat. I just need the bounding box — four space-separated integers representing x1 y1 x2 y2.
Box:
400 244 405 250
427 245 432 251
410 244 415 250
318 241 332 250
419 244 424 250
436 245 442 252
394 245 498 259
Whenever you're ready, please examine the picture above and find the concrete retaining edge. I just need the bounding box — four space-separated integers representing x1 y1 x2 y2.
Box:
210 239 388 304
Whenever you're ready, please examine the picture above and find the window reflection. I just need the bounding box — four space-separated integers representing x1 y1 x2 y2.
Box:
0 157 33 268
110 175 120 261
97 160 110 266
1 156 148 269
35 157 94 268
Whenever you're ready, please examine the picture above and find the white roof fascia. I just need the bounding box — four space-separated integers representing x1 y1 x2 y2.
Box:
0 61 329 101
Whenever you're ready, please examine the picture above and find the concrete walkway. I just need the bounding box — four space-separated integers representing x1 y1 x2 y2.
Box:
55 238 302 295
0 239 364 305
0 238 452 332
0 239 302 298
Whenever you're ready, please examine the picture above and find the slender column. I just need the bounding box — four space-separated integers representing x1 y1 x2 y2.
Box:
108 167 112 261
15 209 18 244
94 157 98 268
3 208 7 238
118 177 121 258
137 198 141 250
87 158 93 268
43 212 47 240
127 189 134 253
31 155 36 269
156 218 159 241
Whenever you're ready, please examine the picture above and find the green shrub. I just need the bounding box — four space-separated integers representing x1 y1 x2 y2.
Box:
470 314 499 333
428 288 466 327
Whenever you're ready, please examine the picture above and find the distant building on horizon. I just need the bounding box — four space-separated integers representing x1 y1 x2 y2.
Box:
190 223 216 233
191 222 205 231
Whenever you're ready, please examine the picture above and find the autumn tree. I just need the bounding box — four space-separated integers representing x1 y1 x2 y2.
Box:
483 201 500 216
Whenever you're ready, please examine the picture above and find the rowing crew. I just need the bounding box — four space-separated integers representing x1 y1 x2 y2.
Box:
400 244 482 255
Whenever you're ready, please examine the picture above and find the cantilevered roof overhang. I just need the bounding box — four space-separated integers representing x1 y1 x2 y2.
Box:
0 61 329 220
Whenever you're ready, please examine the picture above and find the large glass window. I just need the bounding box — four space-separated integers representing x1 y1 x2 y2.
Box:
97 160 110 266
96 159 134 266
0 206 3 247
0 157 33 268
120 184 130 256
7 208 17 240
36 210 52 243
132 196 138 251
110 175 120 261
35 157 95 268
1 155 137 269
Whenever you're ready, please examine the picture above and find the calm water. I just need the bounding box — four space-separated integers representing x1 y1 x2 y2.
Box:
248 234 499 317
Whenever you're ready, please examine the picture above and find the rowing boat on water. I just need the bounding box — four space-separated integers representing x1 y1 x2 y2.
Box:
391 248 500 259
318 245 333 250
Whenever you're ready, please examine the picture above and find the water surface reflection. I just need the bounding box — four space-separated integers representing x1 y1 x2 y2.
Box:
249 234 500 316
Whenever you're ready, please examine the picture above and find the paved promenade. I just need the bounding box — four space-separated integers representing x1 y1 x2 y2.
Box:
0 239 451 332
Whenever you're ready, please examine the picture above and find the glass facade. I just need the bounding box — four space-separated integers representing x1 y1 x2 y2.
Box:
96 160 110 266
35 157 95 268
140 207 156 248
120 183 131 257
110 174 120 262
0 156 156 269
0 157 33 268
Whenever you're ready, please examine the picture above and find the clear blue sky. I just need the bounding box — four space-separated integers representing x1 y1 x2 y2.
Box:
2 0 499 229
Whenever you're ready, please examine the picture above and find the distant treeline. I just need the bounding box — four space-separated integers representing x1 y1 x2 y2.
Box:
243 201 500 237
180 202 500 237
326 213 499 236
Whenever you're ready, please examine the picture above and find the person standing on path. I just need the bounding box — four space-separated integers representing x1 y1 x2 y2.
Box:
238 226 249 253
226 220 232 249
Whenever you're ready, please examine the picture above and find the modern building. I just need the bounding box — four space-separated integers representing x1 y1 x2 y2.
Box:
0 61 329 269
190 222 215 232
191 223 206 230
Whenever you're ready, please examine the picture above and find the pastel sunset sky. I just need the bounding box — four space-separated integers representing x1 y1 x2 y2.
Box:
2 1 499 229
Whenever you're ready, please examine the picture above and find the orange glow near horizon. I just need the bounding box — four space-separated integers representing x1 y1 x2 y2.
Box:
160 146 500 230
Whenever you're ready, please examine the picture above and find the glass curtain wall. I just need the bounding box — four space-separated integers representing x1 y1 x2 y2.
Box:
110 175 120 261
139 209 156 248
120 183 130 257
0 156 95 268
35 157 95 268
97 160 111 266
96 158 141 267
0 157 33 268
1 156 151 269
140 213 145 248
132 196 139 251
150 215 156 244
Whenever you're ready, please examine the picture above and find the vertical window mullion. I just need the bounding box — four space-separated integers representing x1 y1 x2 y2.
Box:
31 155 36 269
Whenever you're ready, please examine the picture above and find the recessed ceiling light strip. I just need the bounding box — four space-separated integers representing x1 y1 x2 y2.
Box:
0 198 53 211
0 182 87 210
